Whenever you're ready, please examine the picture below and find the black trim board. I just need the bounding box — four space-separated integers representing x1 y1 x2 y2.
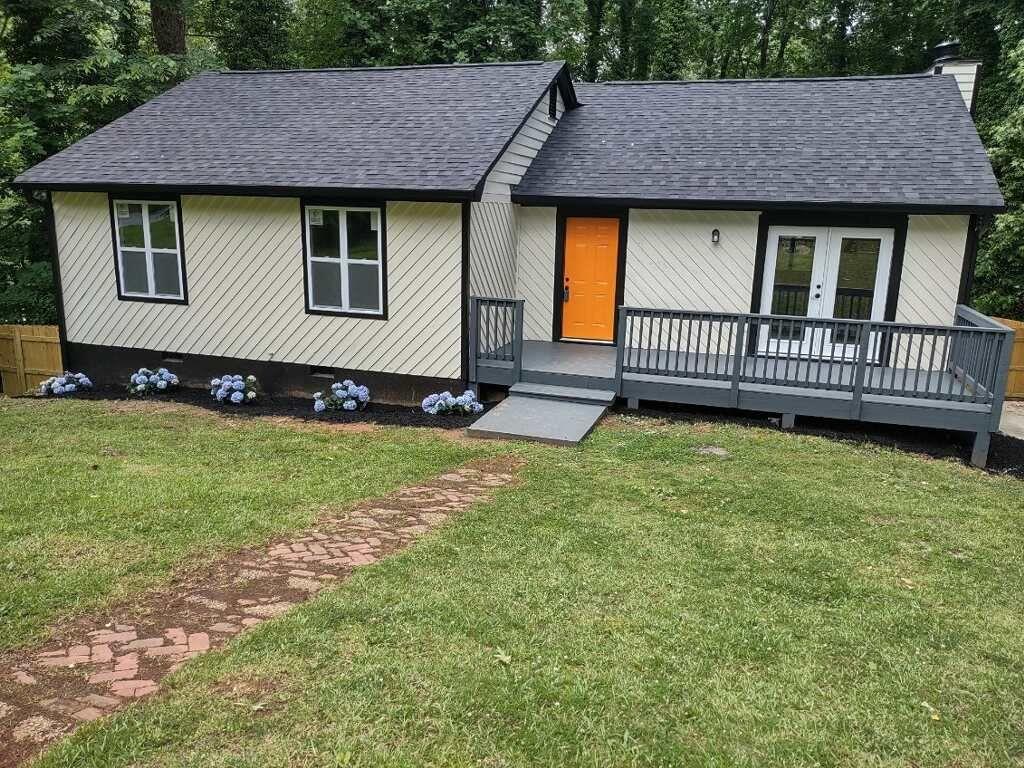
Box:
511 193 1004 216
107 194 190 306
18 181 476 203
64 341 461 405
461 201 471 384
958 213 981 304
552 205 629 343
299 198 389 320
44 192 70 368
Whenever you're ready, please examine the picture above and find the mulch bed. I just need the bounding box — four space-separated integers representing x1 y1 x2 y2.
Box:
615 402 1024 480
44 386 484 429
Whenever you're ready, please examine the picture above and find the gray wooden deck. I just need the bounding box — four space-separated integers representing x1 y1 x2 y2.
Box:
468 299 1016 467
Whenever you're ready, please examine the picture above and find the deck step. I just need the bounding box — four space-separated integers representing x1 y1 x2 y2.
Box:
466 395 607 446
509 382 616 405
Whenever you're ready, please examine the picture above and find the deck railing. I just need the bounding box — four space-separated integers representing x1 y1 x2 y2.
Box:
616 305 1014 421
468 296 523 383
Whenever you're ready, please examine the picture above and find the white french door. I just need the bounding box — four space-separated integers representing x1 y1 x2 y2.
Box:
758 225 894 359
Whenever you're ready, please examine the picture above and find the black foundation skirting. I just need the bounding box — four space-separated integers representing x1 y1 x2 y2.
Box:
64 342 464 405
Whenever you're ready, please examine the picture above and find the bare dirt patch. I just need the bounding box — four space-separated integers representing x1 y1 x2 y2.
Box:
0 456 522 768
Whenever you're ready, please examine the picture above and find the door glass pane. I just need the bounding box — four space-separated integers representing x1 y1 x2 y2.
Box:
346 211 378 261
347 263 380 311
120 250 149 294
148 205 177 249
309 209 340 258
152 251 181 296
832 237 880 345
116 204 145 248
311 261 342 308
770 236 815 340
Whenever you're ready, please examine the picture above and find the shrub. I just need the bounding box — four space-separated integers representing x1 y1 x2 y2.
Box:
421 389 484 415
210 374 259 405
38 371 92 396
313 379 370 413
127 367 179 396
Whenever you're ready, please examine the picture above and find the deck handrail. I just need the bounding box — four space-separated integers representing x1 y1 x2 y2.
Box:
617 305 1015 412
469 296 524 383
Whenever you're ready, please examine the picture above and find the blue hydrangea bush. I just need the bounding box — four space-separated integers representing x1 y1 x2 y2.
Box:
210 374 259 405
421 390 484 415
38 372 92 396
127 367 179 396
313 380 370 413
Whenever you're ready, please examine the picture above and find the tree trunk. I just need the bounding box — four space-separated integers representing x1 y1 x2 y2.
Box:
758 0 776 76
150 0 186 55
584 0 607 82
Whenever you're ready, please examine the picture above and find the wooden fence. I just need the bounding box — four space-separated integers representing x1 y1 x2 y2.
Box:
994 317 1024 399
0 325 62 396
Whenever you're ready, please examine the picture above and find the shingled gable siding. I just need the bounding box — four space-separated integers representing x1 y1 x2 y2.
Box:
52 192 463 379
516 206 557 341
480 87 564 203
469 202 517 299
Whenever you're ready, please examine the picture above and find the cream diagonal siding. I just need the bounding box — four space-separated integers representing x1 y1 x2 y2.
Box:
895 214 969 327
625 210 760 312
515 206 557 341
469 201 516 298
53 192 463 379
480 88 563 202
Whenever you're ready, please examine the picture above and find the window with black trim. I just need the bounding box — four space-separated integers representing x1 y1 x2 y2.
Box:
304 205 384 315
112 200 185 301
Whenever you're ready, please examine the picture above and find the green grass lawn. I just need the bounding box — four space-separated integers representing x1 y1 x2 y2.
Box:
0 398 488 650
4 399 1024 766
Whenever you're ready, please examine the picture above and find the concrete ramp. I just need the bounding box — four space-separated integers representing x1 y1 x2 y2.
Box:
466 387 612 446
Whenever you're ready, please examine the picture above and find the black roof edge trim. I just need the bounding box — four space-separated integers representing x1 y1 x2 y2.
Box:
471 63 577 202
13 181 476 203
509 193 1006 216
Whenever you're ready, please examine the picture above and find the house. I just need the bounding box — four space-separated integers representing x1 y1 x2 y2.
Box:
14 45 1015 465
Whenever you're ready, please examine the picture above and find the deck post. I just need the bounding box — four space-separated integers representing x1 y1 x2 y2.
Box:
512 299 525 384
730 315 746 407
627 397 639 410
971 430 991 469
850 321 872 419
614 307 627 397
780 412 796 429
467 297 478 385
989 327 1015 432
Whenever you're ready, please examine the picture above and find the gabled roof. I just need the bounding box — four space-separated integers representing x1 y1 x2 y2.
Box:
15 61 574 200
514 74 1004 213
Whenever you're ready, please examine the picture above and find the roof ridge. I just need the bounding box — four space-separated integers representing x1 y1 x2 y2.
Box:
594 72 935 85
215 60 561 75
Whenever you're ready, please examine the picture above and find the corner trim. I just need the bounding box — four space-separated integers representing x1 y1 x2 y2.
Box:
461 201 471 384
958 213 981 305
44 192 70 367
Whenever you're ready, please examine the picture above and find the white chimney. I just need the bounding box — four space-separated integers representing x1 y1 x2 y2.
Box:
928 40 982 115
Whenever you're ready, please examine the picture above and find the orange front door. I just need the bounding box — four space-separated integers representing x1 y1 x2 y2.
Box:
561 217 619 342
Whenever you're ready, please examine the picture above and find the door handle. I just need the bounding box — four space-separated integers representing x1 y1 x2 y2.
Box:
563 285 570 302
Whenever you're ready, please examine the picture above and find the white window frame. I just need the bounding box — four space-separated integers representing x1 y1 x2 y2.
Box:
304 205 384 316
112 199 185 301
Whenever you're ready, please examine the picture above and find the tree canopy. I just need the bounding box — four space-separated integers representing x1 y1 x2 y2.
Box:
0 0 1020 321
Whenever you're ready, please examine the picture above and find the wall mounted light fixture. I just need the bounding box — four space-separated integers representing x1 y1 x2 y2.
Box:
711 228 720 244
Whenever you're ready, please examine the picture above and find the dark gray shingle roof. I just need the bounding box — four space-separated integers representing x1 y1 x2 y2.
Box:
514 75 1004 212
16 61 567 197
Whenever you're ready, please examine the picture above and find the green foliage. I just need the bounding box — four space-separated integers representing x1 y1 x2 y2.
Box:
206 0 294 70
0 260 55 324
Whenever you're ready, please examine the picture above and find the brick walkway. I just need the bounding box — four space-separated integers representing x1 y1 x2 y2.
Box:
0 458 520 768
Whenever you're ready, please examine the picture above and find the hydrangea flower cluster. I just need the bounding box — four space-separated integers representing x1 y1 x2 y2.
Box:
39 371 92 397
313 379 370 413
421 390 484 415
127 367 179 396
210 374 259 405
